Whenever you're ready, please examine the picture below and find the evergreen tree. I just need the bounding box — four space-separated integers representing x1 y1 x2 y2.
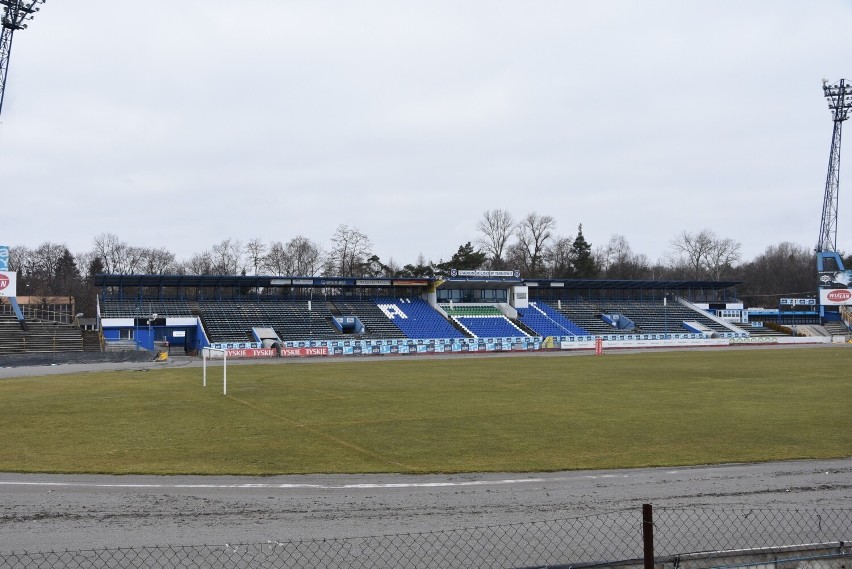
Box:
434 242 487 275
54 248 81 294
87 256 105 283
570 225 598 278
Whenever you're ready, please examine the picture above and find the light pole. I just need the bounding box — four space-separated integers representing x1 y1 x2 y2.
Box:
0 0 47 116
818 78 851 254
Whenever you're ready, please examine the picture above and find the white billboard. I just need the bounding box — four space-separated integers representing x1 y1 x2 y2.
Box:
819 288 852 306
0 271 17 298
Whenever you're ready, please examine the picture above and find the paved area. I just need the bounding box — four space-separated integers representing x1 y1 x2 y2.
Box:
1 459 850 551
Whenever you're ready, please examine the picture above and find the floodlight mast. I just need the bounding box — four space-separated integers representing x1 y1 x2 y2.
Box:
0 0 46 116
817 78 852 254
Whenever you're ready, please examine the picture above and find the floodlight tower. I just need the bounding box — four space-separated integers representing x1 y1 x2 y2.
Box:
817 79 851 258
0 0 46 116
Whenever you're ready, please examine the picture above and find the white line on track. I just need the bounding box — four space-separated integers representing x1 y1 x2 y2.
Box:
0 474 633 491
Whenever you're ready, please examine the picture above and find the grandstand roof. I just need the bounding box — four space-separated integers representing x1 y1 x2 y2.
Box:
95 274 740 292
94 274 415 289
523 279 741 291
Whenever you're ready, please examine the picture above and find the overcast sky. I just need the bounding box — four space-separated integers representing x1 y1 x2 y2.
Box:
1 1 851 269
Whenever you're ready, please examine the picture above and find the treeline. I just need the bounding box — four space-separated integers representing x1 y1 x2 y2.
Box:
5 210 842 316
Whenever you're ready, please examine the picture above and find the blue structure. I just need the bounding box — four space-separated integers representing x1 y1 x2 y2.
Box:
375 298 465 339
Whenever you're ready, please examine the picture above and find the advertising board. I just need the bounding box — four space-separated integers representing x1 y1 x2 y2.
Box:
0 271 17 298
817 269 852 305
819 288 852 305
281 347 329 357
225 348 279 358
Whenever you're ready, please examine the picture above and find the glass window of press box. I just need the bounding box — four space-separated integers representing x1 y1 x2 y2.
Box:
437 288 508 303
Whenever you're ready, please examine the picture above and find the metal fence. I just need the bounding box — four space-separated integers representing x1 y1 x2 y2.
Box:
1 506 849 569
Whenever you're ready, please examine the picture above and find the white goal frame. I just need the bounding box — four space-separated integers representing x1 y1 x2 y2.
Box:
202 347 228 395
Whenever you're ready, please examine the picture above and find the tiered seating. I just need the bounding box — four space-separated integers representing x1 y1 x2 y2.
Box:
544 300 615 335
595 300 745 335
101 299 193 318
331 298 406 338
197 299 340 343
454 315 528 338
594 300 661 332
198 300 259 342
374 298 466 339
442 304 528 338
540 298 748 336
0 315 84 355
517 302 589 337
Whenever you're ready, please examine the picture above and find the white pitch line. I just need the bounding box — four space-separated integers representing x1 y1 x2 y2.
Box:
0 474 629 491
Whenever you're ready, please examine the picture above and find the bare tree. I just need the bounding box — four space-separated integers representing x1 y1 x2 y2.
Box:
514 212 555 277
262 237 323 276
476 209 515 270
29 242 70 294
88 235 177 276
91 233 126 274
705 236 741 281
286 236 323 276
737 242 813 305
210 239 243 275
505 241 531 275
546 235 574 278
140 247 177 275
263 241 289 276
7 245 32 274
597 234 652 280
184 250 215 275
6 242 84 301
244 238 267 276
667 229 740 280
326 225 373 277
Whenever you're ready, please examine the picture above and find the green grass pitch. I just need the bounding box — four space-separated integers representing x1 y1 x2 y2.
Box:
1 347 850 475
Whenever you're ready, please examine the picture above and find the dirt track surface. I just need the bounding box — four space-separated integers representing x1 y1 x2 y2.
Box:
1 459 850 551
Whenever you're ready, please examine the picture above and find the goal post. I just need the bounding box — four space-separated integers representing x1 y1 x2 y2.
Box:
202 347 228 395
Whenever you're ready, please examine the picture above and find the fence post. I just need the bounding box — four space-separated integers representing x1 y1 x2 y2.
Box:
643 503 654 569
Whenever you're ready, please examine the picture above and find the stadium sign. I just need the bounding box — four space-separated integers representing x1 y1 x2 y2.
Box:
819 288 852 305
0 271 16 298
451 269 520 278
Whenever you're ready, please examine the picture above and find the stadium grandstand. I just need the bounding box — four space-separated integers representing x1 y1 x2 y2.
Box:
2 269 848 361
88 271 772 357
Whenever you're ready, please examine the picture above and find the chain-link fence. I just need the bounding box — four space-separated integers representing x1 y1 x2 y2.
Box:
0 506 849 569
